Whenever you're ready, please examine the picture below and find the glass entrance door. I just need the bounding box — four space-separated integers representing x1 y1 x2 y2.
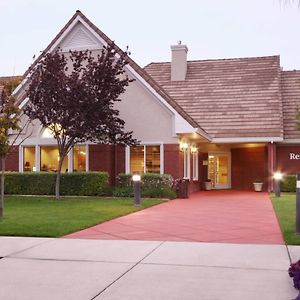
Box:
208 153 231 189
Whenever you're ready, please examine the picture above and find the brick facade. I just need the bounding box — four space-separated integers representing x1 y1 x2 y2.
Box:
89 144 125 185
231 147 268 190
276 145 300 174
1 146 19 171
164 144 181 178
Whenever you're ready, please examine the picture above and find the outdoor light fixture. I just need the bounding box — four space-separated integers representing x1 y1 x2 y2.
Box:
190 146 198 154
132 174 141 206
273 172 283 181
274 171 283 197
132 174 141 182
180 141 189 151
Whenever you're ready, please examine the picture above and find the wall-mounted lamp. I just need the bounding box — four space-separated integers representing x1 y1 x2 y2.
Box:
180 141 189 151
190 146 198 154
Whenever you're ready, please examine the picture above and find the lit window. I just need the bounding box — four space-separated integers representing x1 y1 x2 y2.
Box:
41 127 54 138
145 145 160 173
130 145 161 174
23 147 35 172
183 149 190 179
40 146 68 173
73 145 86 172
130 146 144 174
192 152 198 180
41 124 63 138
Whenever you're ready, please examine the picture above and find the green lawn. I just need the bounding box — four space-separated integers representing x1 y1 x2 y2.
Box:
271 192 300 245
0 196 163 237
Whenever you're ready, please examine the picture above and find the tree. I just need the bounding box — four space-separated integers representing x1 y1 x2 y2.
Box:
0 78 26 218
26 44 137 200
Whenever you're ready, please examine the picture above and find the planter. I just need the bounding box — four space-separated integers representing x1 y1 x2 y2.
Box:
253 182 263 192
205 181 212 190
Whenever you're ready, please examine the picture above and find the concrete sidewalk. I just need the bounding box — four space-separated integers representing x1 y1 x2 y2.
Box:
0 236 298 299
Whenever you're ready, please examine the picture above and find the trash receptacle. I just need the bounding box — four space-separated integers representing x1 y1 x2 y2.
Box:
177 179 189 198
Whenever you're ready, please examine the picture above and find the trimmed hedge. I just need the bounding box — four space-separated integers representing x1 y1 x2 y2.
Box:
281 175 296 193
113 173 176 199
4 172 109 196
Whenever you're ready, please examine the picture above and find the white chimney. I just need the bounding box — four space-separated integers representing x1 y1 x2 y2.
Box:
170 42 188 81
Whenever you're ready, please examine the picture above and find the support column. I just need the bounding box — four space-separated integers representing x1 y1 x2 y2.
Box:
267 142 276 192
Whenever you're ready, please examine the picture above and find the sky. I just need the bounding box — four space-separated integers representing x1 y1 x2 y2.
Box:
0 0 300 76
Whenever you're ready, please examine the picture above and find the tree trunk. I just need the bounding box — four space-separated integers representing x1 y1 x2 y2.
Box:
55 155 65 200
0 158 5 218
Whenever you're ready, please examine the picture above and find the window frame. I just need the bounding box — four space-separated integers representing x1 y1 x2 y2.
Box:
126 143 164 174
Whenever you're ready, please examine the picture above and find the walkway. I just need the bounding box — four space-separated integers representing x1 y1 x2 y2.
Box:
0 237 296 299
66 190 284 244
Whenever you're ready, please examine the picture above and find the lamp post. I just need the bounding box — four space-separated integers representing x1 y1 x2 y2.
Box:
132 174 141 207
273 172 283 198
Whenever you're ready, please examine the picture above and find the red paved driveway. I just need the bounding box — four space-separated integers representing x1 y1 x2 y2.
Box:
65 191 284 244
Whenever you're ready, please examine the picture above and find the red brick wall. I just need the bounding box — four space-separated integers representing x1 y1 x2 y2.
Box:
277 145 300 174
164 144 181 178
231 147 268 190
1 146 19 171
89 144 125 185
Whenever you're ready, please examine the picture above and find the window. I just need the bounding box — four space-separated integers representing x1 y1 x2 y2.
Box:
130 146 144 174
73 145 86 172
130 145 161 174
40 146 68 173
41 127 54 138
145 145 160 173
192 152 198 181
23 147 35 171
183 149 190 179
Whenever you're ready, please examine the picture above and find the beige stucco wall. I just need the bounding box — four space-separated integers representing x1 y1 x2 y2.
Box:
116 80 178 144
14 27 180 146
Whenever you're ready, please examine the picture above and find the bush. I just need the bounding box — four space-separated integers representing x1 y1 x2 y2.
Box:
114 173 176 199
4 172 109 196
281 175 296 193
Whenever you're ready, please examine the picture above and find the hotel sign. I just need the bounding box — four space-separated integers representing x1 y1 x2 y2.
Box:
290 153 300 160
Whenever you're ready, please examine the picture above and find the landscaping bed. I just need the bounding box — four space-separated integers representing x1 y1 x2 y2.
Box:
0 196 163 237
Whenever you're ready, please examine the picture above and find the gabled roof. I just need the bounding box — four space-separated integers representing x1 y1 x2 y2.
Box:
18 10 209 138
145 56 284 140
281 70 300 140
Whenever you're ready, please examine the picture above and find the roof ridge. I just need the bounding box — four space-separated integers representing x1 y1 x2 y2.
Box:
145 55 281 67
282 69 300 73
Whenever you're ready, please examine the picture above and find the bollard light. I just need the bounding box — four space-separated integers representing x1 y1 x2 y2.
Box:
132 174 141 206
273 171 283 198
274 172 283 181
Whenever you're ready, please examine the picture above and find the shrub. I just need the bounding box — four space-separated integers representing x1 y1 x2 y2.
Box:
114 173 176 198
112 186 133 197
281 175 296 193
4 172 109 196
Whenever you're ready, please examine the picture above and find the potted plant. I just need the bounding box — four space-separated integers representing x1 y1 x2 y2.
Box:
253 180 263 192
204 179 212 190
289 260 300 300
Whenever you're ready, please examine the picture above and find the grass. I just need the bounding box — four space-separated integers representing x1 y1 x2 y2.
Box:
271 192 300 245
0 196 164 237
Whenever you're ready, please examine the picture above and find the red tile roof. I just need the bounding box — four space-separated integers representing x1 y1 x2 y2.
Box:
145 56 283 139
281 70 300 140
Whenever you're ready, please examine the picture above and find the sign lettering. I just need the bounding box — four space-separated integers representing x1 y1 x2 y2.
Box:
290 153 300 160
